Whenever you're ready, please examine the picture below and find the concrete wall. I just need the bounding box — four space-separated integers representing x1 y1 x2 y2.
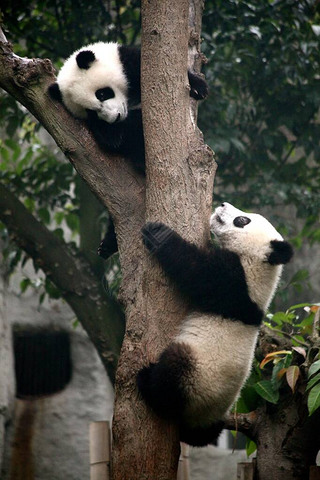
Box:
0 260 114 480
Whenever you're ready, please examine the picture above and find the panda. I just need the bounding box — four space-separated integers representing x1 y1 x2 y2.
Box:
137 202 293 447
48 41 208 172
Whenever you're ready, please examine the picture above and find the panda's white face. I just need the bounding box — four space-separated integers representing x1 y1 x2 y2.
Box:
56 42 128 123
210 202 283 259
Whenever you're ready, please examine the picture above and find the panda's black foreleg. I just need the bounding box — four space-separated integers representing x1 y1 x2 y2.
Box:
142 222 214 301
187 71 209 100
98 220 118 259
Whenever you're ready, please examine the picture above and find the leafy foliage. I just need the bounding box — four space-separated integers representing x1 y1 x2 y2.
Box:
200 0 320 227
237 305 320 426
1 0 141 61
233 303 320 455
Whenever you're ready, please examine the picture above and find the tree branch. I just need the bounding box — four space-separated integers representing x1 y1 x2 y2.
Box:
0 32 145 333
224 411 258 439
0 182 124 384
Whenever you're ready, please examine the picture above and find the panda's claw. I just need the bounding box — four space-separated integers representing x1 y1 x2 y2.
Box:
142 222 173 253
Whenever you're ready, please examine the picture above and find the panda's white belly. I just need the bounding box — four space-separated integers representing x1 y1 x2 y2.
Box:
175 312 259 427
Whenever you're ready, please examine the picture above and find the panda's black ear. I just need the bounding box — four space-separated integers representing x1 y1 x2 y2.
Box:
268 240 293 265
76 50 96 69
48 82 62 102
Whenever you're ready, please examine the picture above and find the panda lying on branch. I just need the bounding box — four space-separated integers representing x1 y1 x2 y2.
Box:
137 202 293 447
48 41 208 173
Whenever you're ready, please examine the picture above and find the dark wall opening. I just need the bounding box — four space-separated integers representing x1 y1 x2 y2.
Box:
13 329 72 398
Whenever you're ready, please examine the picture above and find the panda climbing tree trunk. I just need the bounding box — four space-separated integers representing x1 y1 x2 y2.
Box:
111 1 215 479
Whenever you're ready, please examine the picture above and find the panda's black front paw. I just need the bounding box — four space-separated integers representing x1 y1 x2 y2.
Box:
142 222 174 253
188 72 209 100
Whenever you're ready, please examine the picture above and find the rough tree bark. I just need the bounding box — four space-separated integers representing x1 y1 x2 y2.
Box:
226 389 320 480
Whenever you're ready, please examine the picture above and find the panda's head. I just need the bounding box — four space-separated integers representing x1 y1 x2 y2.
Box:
210 202 293 265
48 42 128 124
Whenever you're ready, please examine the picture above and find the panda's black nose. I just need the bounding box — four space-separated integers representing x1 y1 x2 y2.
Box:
221 203 225 207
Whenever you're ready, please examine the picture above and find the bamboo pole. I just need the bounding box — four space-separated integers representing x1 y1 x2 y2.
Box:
237 462 254 480
177 443 190 480
90 421 111 480
310 466 320 480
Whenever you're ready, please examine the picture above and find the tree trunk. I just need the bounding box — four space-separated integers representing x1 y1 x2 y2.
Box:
254 393 320 480
111 1 215 479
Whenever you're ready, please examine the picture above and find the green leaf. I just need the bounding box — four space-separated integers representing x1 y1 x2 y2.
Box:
308 360 320 378
24 197 35 212
271 355 292 390
54 211 65 225
246 438 257 457
39 292 46 305
306 372 320 392
254 380 279 404
308 383 320 416
66 213 79 232
20 277 31 293
287 303 312 312
38 207 51 225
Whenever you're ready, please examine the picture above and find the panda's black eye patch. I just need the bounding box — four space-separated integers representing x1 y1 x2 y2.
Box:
95 87 115 102
233 216 251 228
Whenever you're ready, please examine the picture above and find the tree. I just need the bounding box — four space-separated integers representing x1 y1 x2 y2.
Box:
0 1 214 478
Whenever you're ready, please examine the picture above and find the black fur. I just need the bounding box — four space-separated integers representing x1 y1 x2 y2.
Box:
268 240 294 265
86 109 145 173
137 342 195 420
76 50 96 69
118 45 141 107
97 221 118 259
180 421 225 447
142 222 263 327
137 342 224 447
187 71 209 100
48 82 62 102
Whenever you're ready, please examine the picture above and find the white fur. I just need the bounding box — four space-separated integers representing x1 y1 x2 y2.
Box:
56 42 128 123
177 313 258 427
210 202 284 311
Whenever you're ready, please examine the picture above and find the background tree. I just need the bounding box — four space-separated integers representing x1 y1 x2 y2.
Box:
200 0 320 254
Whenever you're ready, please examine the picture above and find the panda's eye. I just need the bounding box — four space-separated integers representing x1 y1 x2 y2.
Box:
95 87 115 102
233 216 251 228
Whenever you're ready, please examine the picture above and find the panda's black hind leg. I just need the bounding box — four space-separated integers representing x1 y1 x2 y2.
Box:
180 420 225 447
137 342 195 420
